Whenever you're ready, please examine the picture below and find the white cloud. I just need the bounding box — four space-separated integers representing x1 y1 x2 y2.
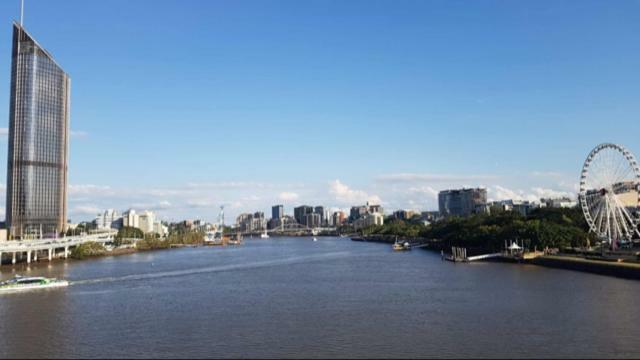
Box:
489 185 530 202
0 128 7 136
408 186 439 199
531 187 575 200
130 200 172 211
279 192 299 201
71 205 101 216
186 181 280 190
186 199 214 208
376 173 498 184
329 180 381 205
69 184 113 195
487 185 576 203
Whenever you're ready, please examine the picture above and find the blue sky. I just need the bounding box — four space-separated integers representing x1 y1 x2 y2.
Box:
0 0 639 223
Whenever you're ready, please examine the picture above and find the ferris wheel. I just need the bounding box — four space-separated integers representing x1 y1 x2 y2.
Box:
579 143 640 247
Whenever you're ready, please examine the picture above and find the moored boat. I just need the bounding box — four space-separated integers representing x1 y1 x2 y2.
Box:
392 236 411 251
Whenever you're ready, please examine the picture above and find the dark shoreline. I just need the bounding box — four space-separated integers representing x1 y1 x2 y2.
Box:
530 256 640 280
352 235 640 281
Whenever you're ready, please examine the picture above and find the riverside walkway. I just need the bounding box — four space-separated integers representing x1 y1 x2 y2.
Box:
0 230 117 265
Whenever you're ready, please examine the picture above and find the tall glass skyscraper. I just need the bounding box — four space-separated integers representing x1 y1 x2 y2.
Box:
6 22 70 239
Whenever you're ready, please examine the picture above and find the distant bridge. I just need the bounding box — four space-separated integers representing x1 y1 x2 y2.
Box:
0 230 117 265
228 224 338 237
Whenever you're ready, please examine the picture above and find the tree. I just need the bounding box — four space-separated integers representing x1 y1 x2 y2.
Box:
114 226 144 246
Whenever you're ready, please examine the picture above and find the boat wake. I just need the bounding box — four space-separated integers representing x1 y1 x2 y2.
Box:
71 251 352 286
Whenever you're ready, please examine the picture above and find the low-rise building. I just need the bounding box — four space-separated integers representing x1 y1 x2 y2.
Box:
513 201 541 217
350 202 384 222
122 209 166 235
353 213 384 230
393 210 417 221
153 221 169 237
236 213 254 232
489 200 542 217
541 197 577 209
235 212 266 232
420 211 441 222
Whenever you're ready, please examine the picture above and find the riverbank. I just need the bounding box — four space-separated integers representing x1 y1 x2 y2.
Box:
0 246 139 269
531 255 640 280
351 235 640 281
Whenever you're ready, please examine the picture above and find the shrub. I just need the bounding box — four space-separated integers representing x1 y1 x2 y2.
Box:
71 242 106 259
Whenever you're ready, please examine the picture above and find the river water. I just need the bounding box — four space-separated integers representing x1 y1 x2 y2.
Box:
0 237 639 359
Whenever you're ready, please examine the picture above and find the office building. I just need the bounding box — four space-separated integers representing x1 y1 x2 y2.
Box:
252 212 266 231
331 211 347 226
6 23 70 239
304 213 322 228
350 206 368 222
294 205 313 225
314 206 326 226
272 205 284 220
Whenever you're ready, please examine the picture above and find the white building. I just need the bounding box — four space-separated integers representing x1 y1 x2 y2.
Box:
138 211 156 234
94 209 121 230
541 197 577 209
353 213 384 230
122 209 166 235
153 222 169 237
123 209 139 228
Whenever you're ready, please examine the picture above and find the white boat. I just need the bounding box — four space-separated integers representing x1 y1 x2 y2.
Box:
0 276 69 293
313 237 318 242
393 237 411 251
260 231 270 239
204 230 224 245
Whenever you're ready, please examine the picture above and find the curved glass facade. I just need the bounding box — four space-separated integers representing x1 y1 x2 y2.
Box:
6 23 69 239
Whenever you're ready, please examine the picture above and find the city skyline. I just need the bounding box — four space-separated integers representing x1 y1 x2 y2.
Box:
1 0 640 223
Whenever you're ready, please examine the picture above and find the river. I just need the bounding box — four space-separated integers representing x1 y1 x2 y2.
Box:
1 237 639 359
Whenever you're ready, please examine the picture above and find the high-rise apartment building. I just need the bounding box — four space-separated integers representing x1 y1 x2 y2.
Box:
438 188 488 217
6 23 70 239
